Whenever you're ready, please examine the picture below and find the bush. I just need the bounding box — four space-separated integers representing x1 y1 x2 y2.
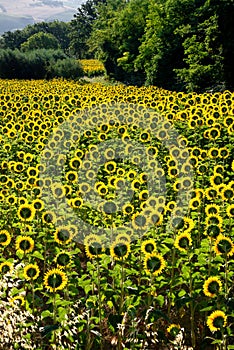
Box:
47 58 84 79
0 49 83 80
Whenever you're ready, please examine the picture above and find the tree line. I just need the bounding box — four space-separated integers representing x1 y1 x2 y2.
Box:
0 0 233 91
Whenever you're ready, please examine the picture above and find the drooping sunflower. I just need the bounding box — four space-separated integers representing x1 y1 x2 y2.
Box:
207 310 227 332
144 252 166 276
214 234 234 256
44 268 68 292
0 229 11 247
110 239 131 261
23 264 40 281
203 277 222 298
17 203 36 221
141 239 157 254
174 232 192 252
15 236 34 254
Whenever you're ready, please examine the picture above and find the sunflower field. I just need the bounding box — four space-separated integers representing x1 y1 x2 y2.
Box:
0 78 234 350
80 60 105 77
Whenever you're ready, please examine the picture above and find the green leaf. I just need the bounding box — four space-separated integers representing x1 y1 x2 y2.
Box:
41 310 54 319
32 250 44 260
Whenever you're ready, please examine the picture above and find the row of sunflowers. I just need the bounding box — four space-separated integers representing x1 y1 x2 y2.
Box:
0 77 233 349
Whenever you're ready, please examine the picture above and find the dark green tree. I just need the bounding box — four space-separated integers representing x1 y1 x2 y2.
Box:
69 0 107 58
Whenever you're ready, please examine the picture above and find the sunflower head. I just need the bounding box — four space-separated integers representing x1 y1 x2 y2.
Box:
110 239 131 261
207 310 227 332
44 268 68 293
203 277 222 298
144 252 166 276
174 232 192 252
214 234 234 256
23 264 40 280
167 324 181 338
84 234 104 259
141 239 157 254
0 230 11 247
15 236 34 254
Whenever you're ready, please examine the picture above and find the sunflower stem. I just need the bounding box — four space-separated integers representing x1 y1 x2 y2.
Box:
96 257 103 350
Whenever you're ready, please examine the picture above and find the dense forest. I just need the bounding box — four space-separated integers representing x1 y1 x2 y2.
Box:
0 0 234 92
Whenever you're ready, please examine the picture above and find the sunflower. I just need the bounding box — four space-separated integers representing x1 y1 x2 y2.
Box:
42 211 56 225
44 268 68 292
23 264 40 280
214 234 234 256
132 212 149 230
54 226 73 245
207 310 227 332
0 261 14 274
174 232 192 252
141 239 157 254
10 295 25 307
167 324 181 338
122 203 134 215
206 224 222 238
17 203 36 221
15 236 34 254
221 186 233 201
203 277 222 298
55 251 72 269
144 252 166 276
205 204 220 216
0 229 11 247
51 183 66 199
226 204 234 218
84 234 104 259
110 239 131 261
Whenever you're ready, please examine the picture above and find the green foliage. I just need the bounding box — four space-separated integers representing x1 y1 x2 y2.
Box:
0 20 71 53
47 58 84 79
21 32 61 51
0 48 83 79
69 0 106 58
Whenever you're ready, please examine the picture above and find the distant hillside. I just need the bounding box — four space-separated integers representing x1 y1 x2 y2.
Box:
0 0 84 35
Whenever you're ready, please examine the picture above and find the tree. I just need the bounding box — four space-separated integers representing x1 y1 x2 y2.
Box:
69 0 107 58
20 32 61 51
88 0 148 84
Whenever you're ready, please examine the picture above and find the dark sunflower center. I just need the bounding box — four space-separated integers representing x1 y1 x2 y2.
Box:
0 233 7 243
89 242 103 256
57 254 70 266
114 243 128 258
48 273 63 289
207 225 220 238
223 189 233 199
27 267 37 278
172 217 184 229
141 132 149 140
19 207 32 219
72 160 81 169
169 327 180 338
57 229 70 242
179 237 189 248
145 243 155 253
207 281 219 294
19 239 30 251
2 265 10 273
213 316 224 329
44 213 53 223
68 173 76 181
147 256 161 273
134 215 147 227
217 239 232 254
103 201 117 214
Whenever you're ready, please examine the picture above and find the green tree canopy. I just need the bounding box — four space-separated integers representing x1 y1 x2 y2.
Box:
20 32 61 51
